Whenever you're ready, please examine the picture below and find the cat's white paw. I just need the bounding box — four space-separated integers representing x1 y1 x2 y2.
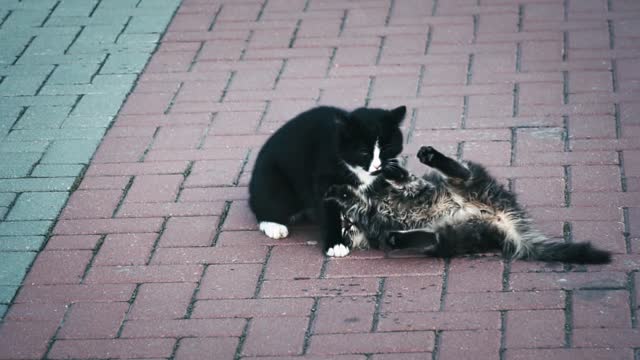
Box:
259 222 289 239
326 244 350 257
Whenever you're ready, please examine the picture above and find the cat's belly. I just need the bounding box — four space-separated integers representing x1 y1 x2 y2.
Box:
429 195 516 233
400 194 493 230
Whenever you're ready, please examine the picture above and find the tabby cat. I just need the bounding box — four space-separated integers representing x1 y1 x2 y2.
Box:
325 146 611 264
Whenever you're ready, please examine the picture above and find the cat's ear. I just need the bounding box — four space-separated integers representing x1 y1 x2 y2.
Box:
389 106 407 125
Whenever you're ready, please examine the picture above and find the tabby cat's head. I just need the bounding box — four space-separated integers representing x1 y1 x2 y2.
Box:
337 106 406 178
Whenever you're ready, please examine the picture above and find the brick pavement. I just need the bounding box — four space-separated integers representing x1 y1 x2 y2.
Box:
1 0 640 359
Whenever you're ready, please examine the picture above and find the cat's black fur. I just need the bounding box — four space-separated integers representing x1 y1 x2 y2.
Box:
325 146 611 264
249 105 406 256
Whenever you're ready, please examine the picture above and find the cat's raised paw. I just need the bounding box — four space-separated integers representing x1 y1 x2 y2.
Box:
417 146 438 165
259 222 289 239
326 244 350 257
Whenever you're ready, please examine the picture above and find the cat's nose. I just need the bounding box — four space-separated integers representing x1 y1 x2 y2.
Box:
369 158 382 172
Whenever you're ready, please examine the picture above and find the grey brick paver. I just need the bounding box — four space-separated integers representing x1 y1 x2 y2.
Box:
0 286 18 304
15 53 107 65
21 34 78 58
0 95 79 107
0 193 15 207
0 140 49 153
0 177 75 192
13 105 71 129
0 236 45 251
0 0 180 319
52 0 99 17
70 94 127 117
0 64 54 76
0 106 22 138
100 53 153 74
0 220 52 236
31 164 84 178
47 63 101 85
43 137 105 161
6 129 104 142
6 192 68 221
0 252 36 284
0 9 49 29
0 74 49 96
126 15 174 34
61 114 113 128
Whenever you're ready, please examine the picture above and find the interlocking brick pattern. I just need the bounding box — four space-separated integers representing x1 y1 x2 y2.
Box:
1 0 640 359
0 0 181 319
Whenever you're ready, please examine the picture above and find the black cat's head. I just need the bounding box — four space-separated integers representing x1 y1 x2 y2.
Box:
337 105 406 181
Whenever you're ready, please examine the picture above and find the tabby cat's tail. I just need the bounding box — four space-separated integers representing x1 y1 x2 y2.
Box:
523 241 611 264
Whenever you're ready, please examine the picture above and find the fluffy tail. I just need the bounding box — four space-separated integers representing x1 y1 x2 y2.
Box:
522 241 611 264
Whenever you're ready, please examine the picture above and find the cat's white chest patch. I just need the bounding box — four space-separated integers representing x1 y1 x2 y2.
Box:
344 137 383 188
346 164 377 188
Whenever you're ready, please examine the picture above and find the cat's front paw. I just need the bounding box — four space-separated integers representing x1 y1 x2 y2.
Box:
382 161 409 183
326 243 350 257
417 146 439 165
259 221 289 239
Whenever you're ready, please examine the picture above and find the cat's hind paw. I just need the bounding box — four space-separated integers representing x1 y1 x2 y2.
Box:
326 244 350 257
385 230 439 251
385 232 399 249
259 221 289 239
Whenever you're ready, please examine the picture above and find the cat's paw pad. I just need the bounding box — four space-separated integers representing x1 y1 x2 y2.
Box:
326 244 350 257
417 146 438 165
259 222 289 239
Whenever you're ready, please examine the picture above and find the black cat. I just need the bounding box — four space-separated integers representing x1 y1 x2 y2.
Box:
248 105 406 257
325 146 611 264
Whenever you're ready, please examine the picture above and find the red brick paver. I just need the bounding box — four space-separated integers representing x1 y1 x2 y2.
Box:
2 0 640 359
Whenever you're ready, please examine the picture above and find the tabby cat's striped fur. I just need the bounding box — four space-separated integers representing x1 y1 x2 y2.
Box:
326 146 611 264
